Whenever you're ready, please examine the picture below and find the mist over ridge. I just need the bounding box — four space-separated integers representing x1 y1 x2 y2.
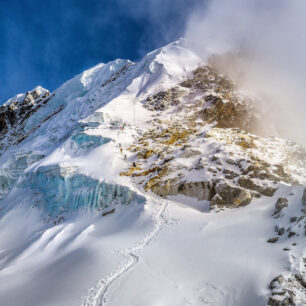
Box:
183 0 306 145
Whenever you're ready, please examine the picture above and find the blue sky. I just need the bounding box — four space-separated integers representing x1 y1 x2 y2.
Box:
0 0 205 103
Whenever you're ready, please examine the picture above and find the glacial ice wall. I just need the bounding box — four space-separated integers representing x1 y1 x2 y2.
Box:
61 129 111 157
20 164 145 217
71 132 110 150
79 111 111 129
0 128 109 201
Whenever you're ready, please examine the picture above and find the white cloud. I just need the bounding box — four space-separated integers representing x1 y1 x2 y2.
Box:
184 0 306 145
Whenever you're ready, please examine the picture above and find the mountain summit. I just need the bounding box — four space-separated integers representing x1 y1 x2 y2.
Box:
0 40 305 306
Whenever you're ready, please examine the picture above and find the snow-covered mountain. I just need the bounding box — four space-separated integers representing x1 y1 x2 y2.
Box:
0 39 305 306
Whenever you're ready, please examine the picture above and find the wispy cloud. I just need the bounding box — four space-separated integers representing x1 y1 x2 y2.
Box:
184 0 306 144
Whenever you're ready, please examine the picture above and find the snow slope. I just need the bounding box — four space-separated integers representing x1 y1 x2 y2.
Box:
103 187 305 306
0 39 305 306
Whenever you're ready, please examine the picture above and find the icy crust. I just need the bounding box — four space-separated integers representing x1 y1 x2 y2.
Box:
19 164 145 218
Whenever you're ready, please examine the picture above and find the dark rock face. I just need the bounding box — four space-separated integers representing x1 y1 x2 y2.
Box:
273 197 289 216
268 279 292 306
267 273 306 306
242 164 291 184
145 87 185 111
267 237 279 243
149 176 253 209
267 293 294 305
211 181 252 208
200 94 258 133
278 227 285 236
180 65 235 94
179 65 262 134
151 179 214 201
238 176 277 197
0 88 53 154
223 169 239 179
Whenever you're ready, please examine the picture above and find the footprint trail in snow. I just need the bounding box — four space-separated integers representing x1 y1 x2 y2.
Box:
81 199 168 306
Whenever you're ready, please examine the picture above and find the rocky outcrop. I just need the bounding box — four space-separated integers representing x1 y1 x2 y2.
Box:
178 65 264 134
120 63 305 214
123 113 300 211
238 176 277 197
145 87 185 111
180 65 235 94
0 87 53 154
151 179 213 201
200 94 258 133
137 148 157 159
241 163 291 184
148 178 252 209
273 197 289 217
211 181 252 208
268 274 306 306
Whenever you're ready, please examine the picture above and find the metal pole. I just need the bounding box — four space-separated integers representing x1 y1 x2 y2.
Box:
133 98 136 125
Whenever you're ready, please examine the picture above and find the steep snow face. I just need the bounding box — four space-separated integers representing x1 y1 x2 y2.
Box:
19 59 134 152
101 39 202 125
0 40 201 157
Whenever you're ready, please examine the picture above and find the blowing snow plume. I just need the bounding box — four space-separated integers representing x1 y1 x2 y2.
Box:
184 0 306 145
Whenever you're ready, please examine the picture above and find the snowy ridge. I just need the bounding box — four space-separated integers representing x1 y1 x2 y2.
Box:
3 86 49 107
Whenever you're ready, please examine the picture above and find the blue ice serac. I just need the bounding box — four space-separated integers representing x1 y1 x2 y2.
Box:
20 164 145 217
